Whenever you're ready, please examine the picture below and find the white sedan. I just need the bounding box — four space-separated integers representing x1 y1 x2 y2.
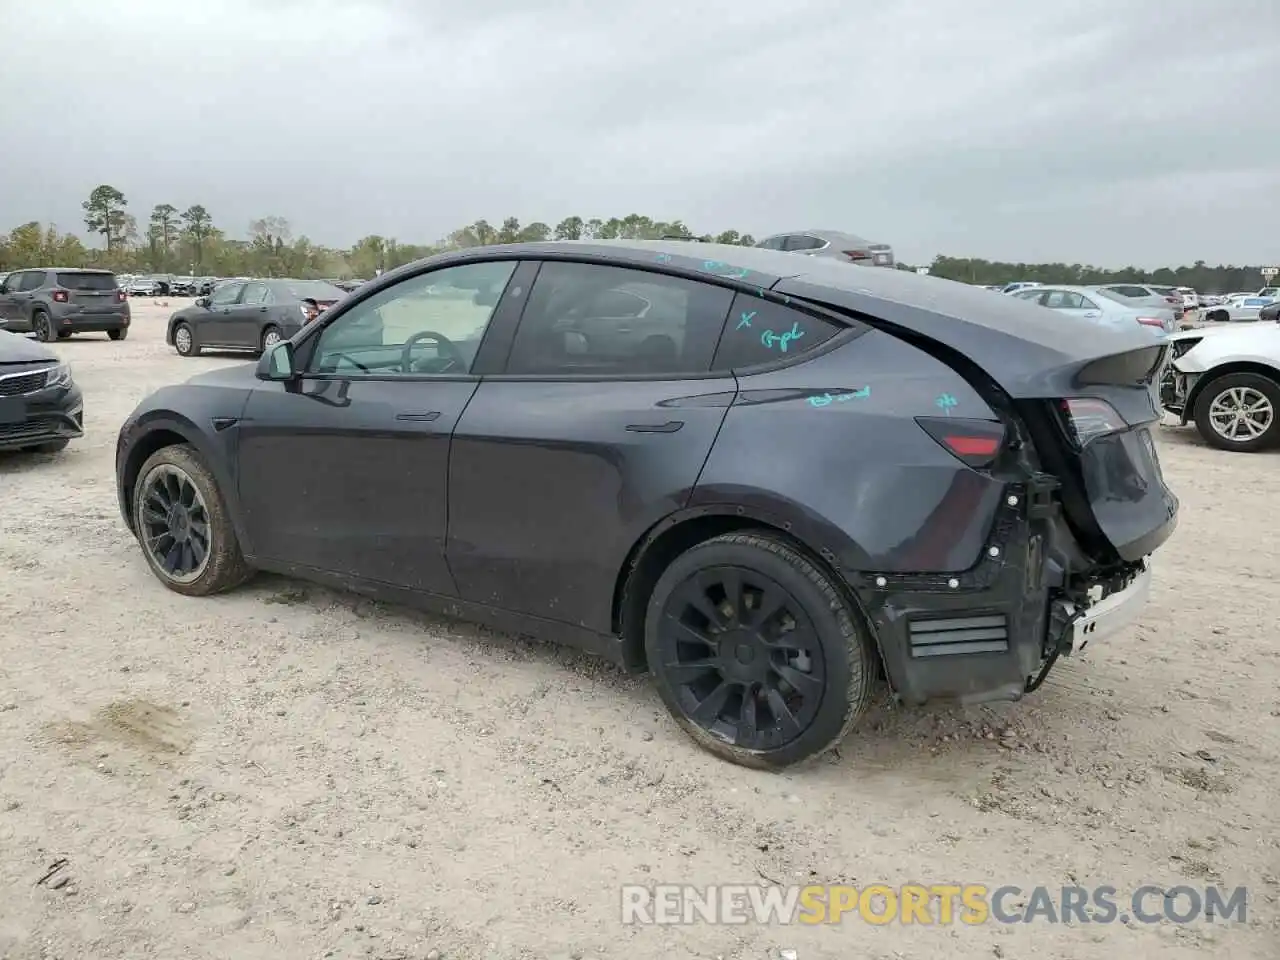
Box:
1199 295 1276 324
1160 322 1280 451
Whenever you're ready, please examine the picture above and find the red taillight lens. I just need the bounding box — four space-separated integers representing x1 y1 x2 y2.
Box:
843 250 870 262
1136 317 1166 329
51 290 69 303
1059 398 1126 448
915 416 1007 468
116 290 126 302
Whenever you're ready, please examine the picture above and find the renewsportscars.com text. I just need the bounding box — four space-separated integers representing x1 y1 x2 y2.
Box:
621 883 1248 926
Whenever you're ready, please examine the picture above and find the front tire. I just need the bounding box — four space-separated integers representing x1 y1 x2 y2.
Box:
132 444 254 596
1193 372 1280 452
644 531 878 769
173 322 199 356
260 325 283 353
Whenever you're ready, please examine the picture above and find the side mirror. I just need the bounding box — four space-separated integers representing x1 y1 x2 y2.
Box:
257 340 296 381
195 297 209 308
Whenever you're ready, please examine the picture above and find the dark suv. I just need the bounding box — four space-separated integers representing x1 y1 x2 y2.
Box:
0 268 131 342
115 241 1177 769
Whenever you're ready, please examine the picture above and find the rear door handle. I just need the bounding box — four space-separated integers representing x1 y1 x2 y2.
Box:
625 420 684 433
396 411 441 422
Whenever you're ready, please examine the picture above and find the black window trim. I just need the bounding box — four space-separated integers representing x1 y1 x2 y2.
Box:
283 250 862 385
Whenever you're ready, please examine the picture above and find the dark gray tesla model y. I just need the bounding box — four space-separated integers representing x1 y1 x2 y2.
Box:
115 240 1177 768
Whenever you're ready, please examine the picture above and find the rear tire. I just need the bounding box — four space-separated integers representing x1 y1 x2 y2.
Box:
32 311 53 342
108 328 128 341
644 531 878 769
57 331 71 340
1193 372 1280 452
132 444 254 596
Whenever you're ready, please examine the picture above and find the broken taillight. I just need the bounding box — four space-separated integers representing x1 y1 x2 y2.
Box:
915 416 1007 468
1058 397 1126 448
51 290 69 303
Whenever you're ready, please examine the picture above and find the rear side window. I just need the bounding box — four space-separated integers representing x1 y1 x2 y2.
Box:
56 272 116 290
756 236 786 251
241 282 270 305
784 235 825 252
711 293 845 370
19 272 46 291
504 262 733 376
1043 290 1087 309
1108 285 1150 298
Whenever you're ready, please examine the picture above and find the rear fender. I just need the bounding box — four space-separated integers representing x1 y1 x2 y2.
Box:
694 329 1010 576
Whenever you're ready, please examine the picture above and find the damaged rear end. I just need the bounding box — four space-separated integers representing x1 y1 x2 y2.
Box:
777 271 1177 704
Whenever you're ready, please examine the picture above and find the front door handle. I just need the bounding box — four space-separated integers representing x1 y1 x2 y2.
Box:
626 420 684 433
395 411 441 422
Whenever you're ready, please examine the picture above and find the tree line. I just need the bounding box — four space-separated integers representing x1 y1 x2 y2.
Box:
0 183 1273 294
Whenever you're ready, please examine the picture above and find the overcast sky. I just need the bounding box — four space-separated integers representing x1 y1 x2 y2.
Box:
2 0 1277 266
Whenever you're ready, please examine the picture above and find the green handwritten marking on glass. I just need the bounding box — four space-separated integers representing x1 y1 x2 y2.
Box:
936 393 958 416
761 321 805 352
655 253 673 263
808 386 870 408
737 310 756 330
702 260 750 279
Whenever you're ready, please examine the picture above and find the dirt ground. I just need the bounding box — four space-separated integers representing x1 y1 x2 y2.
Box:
0 301 1277 960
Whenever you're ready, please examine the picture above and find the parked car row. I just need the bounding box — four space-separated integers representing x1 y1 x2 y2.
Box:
1007 284 1178 336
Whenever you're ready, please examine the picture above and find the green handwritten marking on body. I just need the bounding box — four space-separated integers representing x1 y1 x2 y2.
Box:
808 386 871 407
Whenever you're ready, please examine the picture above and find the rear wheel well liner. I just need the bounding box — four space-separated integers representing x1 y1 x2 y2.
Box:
611 507 884 678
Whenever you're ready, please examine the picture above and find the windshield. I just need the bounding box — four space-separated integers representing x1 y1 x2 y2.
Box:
279 281 347 301
57 272 117 291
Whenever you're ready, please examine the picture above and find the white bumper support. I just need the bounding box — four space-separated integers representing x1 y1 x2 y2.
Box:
1066 560 1153 654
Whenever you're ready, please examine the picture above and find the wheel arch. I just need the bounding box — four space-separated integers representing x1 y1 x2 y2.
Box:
611 504 883 676
119 414 250 548
1186 360 1280 416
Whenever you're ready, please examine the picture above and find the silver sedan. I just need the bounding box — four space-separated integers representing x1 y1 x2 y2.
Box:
1009 284 1175 336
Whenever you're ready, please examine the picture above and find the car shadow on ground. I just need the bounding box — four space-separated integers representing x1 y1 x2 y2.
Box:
234 570 1110 784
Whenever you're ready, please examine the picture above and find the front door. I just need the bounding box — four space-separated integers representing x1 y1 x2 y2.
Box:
197 281 246 348
230 281 272 348
0 273 21 327
447 259 737 633
235 259 522 596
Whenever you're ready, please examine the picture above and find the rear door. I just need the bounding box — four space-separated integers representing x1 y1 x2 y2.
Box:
446 259 737 633
1042 289 1103 323
775 273 1178 564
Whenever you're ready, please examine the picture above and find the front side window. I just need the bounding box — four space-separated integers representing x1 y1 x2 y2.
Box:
19 272 46 292
756 235 787 251
503 262 733 377
711 293 846 370
311 260 516 376
210 282 244 307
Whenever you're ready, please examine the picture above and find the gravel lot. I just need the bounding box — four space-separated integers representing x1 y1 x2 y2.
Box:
1 301 1277 960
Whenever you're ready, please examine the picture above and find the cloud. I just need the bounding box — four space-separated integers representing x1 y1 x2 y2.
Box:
1 0 1276 266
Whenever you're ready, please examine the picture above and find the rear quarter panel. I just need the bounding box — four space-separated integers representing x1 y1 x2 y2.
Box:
694 330 1008 575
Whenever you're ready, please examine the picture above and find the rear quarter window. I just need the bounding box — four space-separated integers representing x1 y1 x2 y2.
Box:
711 294 846 370
56 272 117 290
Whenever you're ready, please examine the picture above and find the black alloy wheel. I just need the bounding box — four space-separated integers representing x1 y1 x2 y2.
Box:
132 444 254 596
645 531 877 769
138 462 213 584
32 311 53 342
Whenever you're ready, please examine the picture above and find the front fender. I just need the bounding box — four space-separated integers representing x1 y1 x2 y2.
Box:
116 403 252 551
